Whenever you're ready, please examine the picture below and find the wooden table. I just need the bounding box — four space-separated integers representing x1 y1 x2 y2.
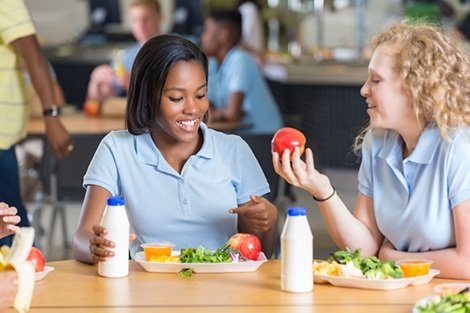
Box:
27 114 125 135
22 259 456 313
27 113 250 135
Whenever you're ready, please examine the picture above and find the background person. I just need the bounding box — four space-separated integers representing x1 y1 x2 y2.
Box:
0 0 73 246
200 10 283 134
73 34 278 264
273 21 470 279
15 63 67 222
85 0 163 104
236 0 265 64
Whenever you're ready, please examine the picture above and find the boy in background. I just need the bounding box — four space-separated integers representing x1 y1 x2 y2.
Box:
200 10 283 134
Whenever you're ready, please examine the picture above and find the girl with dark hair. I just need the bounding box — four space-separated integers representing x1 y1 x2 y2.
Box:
73 34 278 264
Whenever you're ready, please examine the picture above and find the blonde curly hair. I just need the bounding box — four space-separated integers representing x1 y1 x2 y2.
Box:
354 20 470 154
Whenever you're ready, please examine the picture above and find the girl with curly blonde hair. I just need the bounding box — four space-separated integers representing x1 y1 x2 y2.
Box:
272 21 470 279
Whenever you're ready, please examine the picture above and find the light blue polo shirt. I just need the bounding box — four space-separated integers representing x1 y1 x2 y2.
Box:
358 125 470 252
83 123 270 257
208 47 283 134
111 43 141 96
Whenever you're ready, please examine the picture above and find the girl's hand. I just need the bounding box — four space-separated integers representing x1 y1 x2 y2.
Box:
89 226 135 263
89 225 115 263
229 196 277 235
0 202 20 239
272 147 333 200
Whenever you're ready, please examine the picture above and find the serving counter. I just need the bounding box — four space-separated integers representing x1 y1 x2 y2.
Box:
264 61 368 86
264 61 369 168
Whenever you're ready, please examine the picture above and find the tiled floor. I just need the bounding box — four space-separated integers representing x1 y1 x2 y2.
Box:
30 167 359 262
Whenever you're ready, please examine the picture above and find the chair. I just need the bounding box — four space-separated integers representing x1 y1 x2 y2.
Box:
240 133 295 258
240 134 279 202
36 134 104 256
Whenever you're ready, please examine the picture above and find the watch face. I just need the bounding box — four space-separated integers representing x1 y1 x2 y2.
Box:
44 106 61 117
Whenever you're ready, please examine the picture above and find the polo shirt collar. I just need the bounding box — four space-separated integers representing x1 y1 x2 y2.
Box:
407 125 439 164
214 46 239 71
378 124 439 165
135 122 214 168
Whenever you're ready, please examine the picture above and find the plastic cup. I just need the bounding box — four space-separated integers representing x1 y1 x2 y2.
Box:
141 242 174 261
396 259 433 277
434 283 470 295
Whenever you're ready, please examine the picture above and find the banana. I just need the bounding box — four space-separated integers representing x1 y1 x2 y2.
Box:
114 60 127 79
0 227 36 313
114 50 126 79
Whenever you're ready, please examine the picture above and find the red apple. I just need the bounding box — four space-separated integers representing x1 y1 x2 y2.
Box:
27 247 45 272
228 233 261 261
83 99 100 117
271 127 306 158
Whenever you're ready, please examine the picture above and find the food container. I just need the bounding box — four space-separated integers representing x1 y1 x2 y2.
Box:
396 259 433 277
434 283 470 295
141 242 174 261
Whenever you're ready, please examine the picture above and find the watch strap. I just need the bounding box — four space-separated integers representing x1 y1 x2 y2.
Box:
43 105 61 117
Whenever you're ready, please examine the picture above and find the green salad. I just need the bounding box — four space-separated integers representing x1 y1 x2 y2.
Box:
417 292 470 313
328 249 403 279
179 244 232 264
178 244 232 276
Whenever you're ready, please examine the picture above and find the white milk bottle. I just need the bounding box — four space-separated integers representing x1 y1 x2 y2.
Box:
98 196 129 278
280 207 313 292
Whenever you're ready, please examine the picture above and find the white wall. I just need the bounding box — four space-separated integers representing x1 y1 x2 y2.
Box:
25 0 174 45
26 0 469 48
25 0 88 45
299 0 404 50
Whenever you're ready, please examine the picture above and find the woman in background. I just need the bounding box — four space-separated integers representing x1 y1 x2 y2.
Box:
237 0 265 65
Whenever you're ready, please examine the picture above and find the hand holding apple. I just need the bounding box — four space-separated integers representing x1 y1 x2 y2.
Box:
271 127 306 159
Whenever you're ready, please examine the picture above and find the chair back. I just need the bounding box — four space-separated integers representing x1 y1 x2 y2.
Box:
240 133 279 202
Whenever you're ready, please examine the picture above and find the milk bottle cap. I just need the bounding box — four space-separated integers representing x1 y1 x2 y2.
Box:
287 207 307 216
107 196 125 206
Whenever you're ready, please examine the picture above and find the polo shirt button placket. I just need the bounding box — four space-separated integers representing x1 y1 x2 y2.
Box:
179 179 190 214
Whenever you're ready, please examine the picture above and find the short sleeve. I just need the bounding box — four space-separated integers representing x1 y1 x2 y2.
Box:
232 136 270 204
447 131 470 208
83 133 120 196
226 54 252 95
357 130 373 198
0 0 36 44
